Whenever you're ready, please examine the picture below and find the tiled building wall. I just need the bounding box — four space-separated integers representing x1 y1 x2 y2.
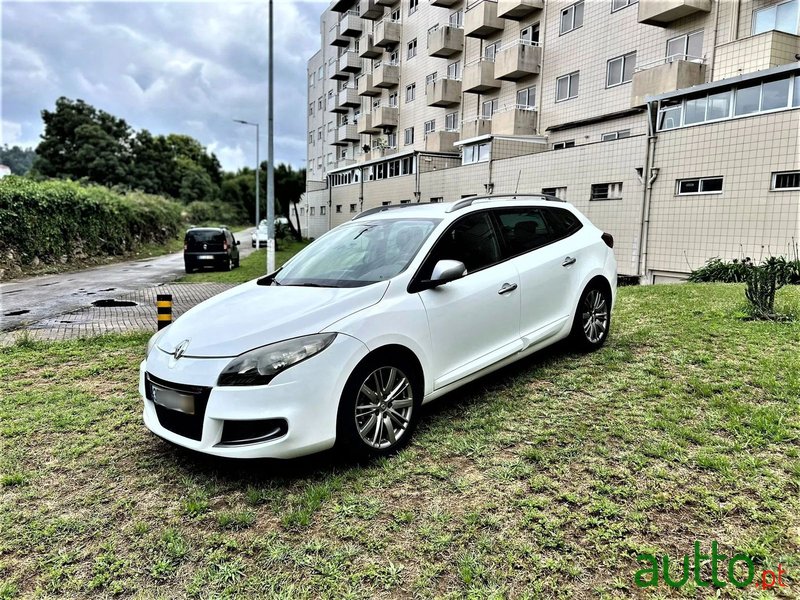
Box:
713 30 800 81
647 110 800 275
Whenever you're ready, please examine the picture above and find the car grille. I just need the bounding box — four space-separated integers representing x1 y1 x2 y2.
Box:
145 373 211 441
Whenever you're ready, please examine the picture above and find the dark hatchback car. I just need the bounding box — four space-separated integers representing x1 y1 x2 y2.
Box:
184 227 240 273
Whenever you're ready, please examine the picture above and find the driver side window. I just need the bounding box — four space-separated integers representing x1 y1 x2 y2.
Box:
421 212 502 278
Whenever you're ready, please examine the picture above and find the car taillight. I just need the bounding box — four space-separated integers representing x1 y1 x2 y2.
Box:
601 232 614 248
183 243 187 251
223 241 228 250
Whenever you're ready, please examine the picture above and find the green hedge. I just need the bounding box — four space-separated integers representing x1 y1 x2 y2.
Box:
689 257 800 285
0 176 183 266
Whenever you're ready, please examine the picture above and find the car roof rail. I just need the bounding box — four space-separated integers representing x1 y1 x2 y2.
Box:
445 193 565 213
352 202 436 220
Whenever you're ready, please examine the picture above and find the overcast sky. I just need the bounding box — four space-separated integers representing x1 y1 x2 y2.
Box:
1 1 325 172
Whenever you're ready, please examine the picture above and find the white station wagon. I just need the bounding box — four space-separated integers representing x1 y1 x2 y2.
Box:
141 195 617 459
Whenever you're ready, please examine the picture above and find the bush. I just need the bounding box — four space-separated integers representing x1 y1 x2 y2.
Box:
690 256 800 285
744 257 792 320
185 201 245 227
0 176 183 268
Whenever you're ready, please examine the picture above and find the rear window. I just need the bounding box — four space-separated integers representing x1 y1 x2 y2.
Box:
544 208 583 238
186 230 225 243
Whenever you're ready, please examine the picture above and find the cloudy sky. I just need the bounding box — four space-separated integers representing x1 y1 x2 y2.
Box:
1 0 326 171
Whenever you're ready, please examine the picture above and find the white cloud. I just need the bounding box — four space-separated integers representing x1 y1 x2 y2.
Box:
1 121 23 145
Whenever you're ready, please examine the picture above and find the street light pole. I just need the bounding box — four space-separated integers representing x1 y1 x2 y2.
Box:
266 0 276 273
233 119 260 235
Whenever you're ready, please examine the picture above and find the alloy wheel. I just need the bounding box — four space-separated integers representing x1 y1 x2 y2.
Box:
581 289 608 344
354 366 414 449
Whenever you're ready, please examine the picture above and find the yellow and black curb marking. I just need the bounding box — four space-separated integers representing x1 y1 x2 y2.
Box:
156 294 172 330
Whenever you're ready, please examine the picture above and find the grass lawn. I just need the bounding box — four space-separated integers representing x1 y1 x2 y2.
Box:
1 284 798 599
176 240 309 285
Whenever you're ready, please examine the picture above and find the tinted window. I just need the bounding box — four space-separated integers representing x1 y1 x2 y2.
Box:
186 230 225 243
495 209 553 255
544 208 583 238
423 212 501 276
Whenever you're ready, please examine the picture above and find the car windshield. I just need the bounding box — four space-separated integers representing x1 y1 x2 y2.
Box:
186 230 224 243
273 218 440 288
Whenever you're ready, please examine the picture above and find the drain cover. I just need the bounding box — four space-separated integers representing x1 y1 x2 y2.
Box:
91 299 138 308
4 309 30 316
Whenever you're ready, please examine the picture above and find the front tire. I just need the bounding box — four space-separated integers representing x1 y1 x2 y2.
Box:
336 355 422 461
570 283 611 351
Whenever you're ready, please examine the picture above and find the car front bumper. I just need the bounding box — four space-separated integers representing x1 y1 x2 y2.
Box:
140 333 370 459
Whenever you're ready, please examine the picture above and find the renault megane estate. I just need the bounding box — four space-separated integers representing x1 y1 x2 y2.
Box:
141 195 617 460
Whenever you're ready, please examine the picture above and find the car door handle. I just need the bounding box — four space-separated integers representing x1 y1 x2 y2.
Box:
498 283 518 295
562 256 577 267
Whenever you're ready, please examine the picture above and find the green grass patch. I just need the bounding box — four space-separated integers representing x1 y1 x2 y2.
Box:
176 240 309 284
0 284 798 598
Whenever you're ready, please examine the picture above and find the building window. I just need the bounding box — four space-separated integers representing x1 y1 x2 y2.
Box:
327 153 333 164
606 52 636 87
676 177 723 195
560 0 584 35
309 73 315 87
309 103 314 116
318 66 324 81
449 9 463 27
666 30 704 61
382 201 392 206
387 132 397 147
520 23 540 43
300 207 305 216
481 98 498 118
445 112 459 131
336 205 342 213
552 140 575 150
318 97 323 110
310 207 316 216
318 127 323 140
424 119 436 134
401 156 414 174
601 130 630 141
611 0 637 11
517 86 536 108
462 142 490 164
753 0 799 35
772 171 800 190
409 0 418 14
400 199 411 204
430 197 443 202
404 127 414 145
405 83 416 102
426 72 437 86
542 187 567 200
484 40 500 60
591 182 623 200
556 72 579 101
407 38 417 59
320 206 327 215
309 132 314 145
350 203 358 212
447 61 461 79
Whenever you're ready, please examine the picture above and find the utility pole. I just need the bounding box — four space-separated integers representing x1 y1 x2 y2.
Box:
266 0 276 273
233 120 260 234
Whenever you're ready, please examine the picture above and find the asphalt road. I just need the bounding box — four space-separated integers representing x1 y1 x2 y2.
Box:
0 227 257 332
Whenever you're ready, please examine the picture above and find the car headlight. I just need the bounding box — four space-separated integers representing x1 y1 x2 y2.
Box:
146 326 169 358
217 333 337 386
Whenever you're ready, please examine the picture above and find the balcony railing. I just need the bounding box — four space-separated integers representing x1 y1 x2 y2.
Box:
494 39 541 80
490 105 537 135
634 54 705 72
337 50 363 76
375 18 402 47
463 58 501 93
426 77 462 107
359 34 382 59
339 11 363 37
631 55 707 107
427 24 464 58
424 130 460 152
372 106 399 129
334 87 360 112
497 0 543 20
461 117 493 139
373 62 400 88
358 73 381 96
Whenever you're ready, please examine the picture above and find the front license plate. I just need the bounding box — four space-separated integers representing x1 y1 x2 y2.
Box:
151 385 195 415
198 255 214 260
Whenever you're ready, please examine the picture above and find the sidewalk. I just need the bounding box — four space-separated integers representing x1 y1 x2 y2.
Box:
2 283 235 344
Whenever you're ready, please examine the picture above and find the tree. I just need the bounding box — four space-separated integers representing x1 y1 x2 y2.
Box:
0 145 36 175
273 163 306 240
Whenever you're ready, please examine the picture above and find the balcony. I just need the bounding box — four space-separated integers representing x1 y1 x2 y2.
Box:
359 0 385 20
337 51 362 76
631 56 707 107
330 24 350 47
494 40 541 80
491 106 537 135
427 25 464 58
430 0 460 6
638 0 711 26
463 59 501 93
712 30 800 81
375 19 402 47
357 113 381 135
426 78 462 107
358 73 380 96
372 106 399 129
465 0 504 39
359 34 382 59
339 12 363 37
373 62 400 88
376 0 395 6
497 0 543 20
334 123 359 145
425 130 459 152
331 0 357 12
460 117 492 139
334 87 360 113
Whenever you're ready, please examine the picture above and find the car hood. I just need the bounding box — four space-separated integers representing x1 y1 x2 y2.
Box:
252 230 269 238
157 280 388 358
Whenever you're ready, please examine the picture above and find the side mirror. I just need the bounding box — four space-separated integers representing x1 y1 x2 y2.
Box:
419 260 466 290
236 240 241 245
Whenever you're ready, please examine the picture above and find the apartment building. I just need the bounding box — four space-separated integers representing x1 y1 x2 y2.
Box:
298 0 800 282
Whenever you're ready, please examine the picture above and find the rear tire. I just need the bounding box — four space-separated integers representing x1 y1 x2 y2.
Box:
336 353 422 461
570 283 611 351
184 263 194 274
223 258 232 272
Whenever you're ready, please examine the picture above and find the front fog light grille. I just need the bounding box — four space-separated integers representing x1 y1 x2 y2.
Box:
216 419 288 447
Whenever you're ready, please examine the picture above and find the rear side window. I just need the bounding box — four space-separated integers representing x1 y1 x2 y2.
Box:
422 212 502 276
494 208 554 255
186 230 225 243
543 208 583 238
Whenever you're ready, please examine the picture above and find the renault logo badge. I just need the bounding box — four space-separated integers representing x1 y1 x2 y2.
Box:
173 340 190 360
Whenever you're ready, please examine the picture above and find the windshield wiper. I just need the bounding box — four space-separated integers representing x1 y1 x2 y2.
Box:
285 282 329 288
